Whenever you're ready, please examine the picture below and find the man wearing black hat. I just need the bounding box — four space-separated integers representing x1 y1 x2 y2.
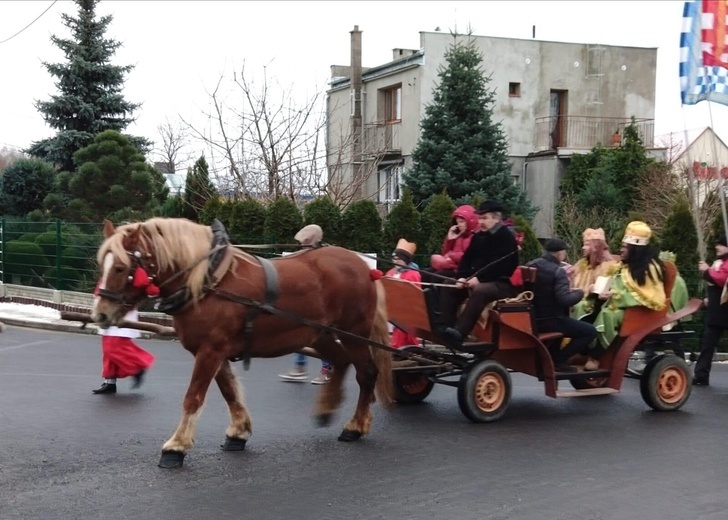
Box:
526 238 600 372
693 235 728 386
438 199 519 346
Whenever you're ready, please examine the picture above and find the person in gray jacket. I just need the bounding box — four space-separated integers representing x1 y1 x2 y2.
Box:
527 239 600 372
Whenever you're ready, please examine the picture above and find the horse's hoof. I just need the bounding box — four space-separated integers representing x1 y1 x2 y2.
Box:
222 436 247 452
337 429 363 442
158 450 185 469
315 413 333 428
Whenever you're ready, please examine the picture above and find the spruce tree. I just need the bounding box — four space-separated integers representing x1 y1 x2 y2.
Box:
403 34 533 218
182 155 217 222
27 0 149 172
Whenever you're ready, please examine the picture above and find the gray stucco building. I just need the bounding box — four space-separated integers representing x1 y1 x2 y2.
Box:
326 27 658 237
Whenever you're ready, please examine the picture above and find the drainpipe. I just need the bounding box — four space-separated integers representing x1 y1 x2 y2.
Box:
351 25 363 199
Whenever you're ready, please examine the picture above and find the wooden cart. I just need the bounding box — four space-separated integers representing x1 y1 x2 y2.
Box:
381 262 702 423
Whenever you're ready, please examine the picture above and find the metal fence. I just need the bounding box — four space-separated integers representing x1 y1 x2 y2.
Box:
0 219 104 292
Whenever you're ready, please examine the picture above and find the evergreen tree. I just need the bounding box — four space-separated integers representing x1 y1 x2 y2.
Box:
0 158 57 217
263 197 303 244
303 196 341 244
403 34 533 218
199 197 224 225
383 189 421 253
46 130 168 222
26 0 149 171
420 191 456 259
161 191 185 218
511 214 541 263
182 155 217 222
660 198 700 294
228 198 267 243
339 200 383 255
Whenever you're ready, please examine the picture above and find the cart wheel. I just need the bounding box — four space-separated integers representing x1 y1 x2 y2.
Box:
392 346 435 404
639 354 691 411
569 376 608 391
457 359 511 423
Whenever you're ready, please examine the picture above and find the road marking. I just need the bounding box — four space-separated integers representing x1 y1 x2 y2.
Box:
0 340 53 352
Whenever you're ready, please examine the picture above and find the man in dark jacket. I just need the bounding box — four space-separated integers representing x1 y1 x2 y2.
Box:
527 238 599 372
439 200 519 347
693 235 728 386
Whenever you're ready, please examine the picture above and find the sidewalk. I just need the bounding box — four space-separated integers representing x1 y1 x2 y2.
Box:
0 302 160 339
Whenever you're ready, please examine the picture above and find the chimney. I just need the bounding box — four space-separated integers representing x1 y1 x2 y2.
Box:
350 25 364 195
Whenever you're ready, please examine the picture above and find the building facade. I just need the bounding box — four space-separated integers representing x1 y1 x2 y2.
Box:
326 28 658 237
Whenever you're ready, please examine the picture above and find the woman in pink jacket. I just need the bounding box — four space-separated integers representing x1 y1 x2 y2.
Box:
429 205 479 276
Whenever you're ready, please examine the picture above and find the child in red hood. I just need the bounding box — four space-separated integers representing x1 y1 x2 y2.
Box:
430 205 479 275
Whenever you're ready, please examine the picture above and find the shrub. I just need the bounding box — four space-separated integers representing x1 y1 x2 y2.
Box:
303 196 341 244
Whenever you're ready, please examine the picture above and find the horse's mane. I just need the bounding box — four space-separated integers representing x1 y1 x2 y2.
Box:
98 218 214 300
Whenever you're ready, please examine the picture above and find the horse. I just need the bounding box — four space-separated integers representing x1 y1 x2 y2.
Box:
92 217 394 468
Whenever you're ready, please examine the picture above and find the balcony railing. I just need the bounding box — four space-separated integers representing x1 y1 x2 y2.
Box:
534 116 654 152
364 121 401 155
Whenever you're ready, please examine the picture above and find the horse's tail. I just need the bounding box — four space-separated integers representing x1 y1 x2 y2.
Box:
370 280 394 408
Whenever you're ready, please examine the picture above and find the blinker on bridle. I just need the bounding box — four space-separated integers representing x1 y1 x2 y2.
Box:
96 248 160 305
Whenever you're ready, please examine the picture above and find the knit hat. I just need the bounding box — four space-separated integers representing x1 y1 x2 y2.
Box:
392 238 417 264
294 224 323 246
544 238 569 252
717 235 728 247
622 221 651 246
583 227 606 242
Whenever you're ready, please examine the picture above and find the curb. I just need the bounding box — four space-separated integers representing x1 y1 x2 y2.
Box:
0 317 167 340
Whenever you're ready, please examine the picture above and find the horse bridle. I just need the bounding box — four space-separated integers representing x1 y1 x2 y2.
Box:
96 234 162 307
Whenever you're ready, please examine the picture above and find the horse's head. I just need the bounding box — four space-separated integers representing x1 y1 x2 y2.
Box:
92 220 161 327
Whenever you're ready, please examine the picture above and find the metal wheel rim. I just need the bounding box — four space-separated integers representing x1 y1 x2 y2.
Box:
474 372 506 413
657 366 687 404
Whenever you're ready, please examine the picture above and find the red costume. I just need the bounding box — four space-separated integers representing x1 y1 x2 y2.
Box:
98 309 155 379
430 205 479 272
385 266 422 348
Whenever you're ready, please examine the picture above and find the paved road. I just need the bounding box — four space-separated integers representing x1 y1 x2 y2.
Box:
1 325 727 520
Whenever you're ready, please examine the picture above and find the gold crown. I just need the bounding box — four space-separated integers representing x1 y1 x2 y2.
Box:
622 221 651 246
583 227 606 242
394 238 417 256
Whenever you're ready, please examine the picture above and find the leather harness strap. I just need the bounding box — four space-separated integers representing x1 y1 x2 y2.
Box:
235 255 279 370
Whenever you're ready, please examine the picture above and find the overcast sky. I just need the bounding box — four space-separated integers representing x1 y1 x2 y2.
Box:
1 0 724 167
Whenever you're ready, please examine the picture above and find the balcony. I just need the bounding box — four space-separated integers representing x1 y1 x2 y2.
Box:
534 116 654 152
363 121 401 156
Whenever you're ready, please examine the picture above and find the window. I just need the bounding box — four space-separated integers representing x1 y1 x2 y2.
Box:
508 82 521 97
378 163 404 203
383 85 402 122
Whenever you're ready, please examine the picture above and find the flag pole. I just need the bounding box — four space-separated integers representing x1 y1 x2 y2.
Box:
706 96 728 246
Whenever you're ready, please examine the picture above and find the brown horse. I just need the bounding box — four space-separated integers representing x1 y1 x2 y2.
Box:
92 217 393 468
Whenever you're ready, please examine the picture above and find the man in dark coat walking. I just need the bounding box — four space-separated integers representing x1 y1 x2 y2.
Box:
438 200 519 347
527 239 600 372
693 235 728 386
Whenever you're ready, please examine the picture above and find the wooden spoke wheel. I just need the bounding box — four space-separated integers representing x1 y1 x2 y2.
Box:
457 359 511 423
639 354 691 411
392 346 435 404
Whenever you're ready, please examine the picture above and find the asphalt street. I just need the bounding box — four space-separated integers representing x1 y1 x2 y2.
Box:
1 325 727 520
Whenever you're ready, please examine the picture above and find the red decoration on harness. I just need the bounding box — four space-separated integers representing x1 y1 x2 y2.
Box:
370 269 383 281
131 266 161 297
509 267 523 287
132 267 151 288
93 280 101 297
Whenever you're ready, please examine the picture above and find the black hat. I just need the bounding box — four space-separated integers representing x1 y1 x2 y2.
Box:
717 235 728 247
545 238 569 252
475 199 504 215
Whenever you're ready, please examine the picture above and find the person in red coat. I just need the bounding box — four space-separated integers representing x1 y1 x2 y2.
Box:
429 205 479 276
92 283 155 394
693 235 728 386
386 239 422 348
